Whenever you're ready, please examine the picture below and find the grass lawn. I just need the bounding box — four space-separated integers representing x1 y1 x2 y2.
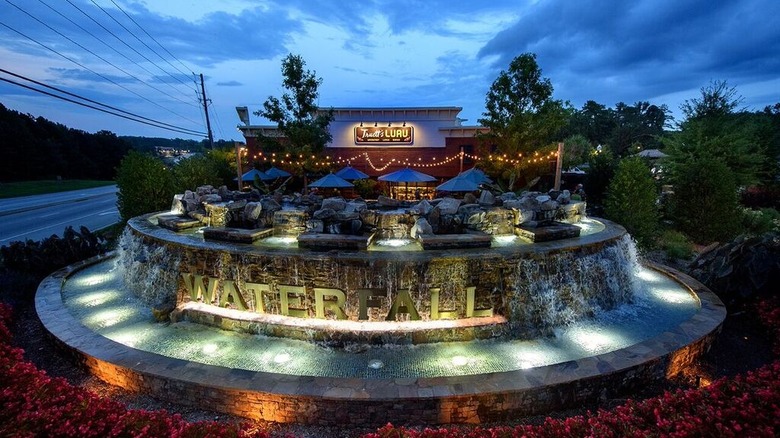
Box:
0 180 114 199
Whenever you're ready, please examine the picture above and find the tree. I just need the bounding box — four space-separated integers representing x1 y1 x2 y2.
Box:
681 80 742 120
608 101 669 157
668 157 741 243
171 154 222 192
565 100 615 147
665 81 768 187
585 144 618 211
477 53 567 190
255 54 334 176
561 134 592 169
604 157 660 249
115 151 174 222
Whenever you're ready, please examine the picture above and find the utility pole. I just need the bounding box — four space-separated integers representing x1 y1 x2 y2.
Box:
199 73 214 149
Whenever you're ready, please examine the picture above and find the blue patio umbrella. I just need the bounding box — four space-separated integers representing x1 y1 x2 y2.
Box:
379 167 436 199
234 168 268 182
335 165 369 181
263 166 292 179
458 167 493 184
308 173 354 188
378 167 436 183
436 175 480 192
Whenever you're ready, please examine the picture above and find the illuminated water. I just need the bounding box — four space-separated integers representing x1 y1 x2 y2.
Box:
62 260 698 379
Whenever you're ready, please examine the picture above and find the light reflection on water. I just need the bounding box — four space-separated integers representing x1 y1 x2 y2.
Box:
62 259 699 379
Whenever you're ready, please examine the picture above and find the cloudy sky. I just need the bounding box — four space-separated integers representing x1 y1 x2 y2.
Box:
1 0 778 141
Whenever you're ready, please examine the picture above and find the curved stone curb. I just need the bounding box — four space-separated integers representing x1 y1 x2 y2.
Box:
36 255 726 426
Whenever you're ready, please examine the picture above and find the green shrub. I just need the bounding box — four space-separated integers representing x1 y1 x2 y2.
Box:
604 157 660 249
353 178 380 199
585 146 617 209
659 230 694 260
668 157 741 243
741 207 780 234
115 151 175 222
171 154 222 191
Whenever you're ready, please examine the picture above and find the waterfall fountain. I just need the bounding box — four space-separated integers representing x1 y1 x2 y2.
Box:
35 186 725 426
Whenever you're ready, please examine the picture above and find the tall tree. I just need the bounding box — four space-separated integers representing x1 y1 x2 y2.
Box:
666 81 768 187
608 101 669 157
681 80 743 120
255 54 334 173
477 53 567 190
565 100 615 147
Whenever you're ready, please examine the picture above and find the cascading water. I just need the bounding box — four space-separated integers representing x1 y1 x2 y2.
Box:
117 228 181 309
41 209 724 426
509 234 640 336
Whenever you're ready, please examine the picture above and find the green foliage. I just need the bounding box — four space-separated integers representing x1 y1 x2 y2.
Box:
666 81 769 187
256 54 334 166
477 53 567 190
0 103 130 182
562 100 670 158
120 136 237 153
0 226 107 305
741 207 780 235
563 100 615 147
115 151 174 222
659 230 694 260
561 134 592 169
170 153 232 192
584 145 617 208
681 80 743 120
607 102 669 157
353 178 379 199
604 157 660 249
668 157 741 243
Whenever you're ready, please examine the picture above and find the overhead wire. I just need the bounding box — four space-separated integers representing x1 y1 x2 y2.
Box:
0 20 205 133
37 0 195 103
88 0 197 92
0 67 207 136
0 75 206 136
108 0 195 82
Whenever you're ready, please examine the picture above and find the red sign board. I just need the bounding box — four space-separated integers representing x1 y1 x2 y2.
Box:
354 126 413 144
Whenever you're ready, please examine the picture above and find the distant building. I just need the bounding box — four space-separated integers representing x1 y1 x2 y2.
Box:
236 106 490 181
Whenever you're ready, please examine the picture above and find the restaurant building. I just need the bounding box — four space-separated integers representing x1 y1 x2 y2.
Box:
236 106 490 196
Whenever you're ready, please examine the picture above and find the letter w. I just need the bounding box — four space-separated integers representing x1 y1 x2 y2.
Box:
181 273 218 304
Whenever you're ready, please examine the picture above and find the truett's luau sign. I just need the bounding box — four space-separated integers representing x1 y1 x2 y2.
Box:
180 273 493 321
354 126 413 144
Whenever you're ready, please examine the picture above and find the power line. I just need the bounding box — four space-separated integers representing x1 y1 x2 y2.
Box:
0 18 203 128
3 0 197 110
108 0 195 81
0 75 207 136
0 67 206 136
37 0 195 103
88 0 196 92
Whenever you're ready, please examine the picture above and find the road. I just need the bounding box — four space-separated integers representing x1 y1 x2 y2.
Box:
0 185 120 244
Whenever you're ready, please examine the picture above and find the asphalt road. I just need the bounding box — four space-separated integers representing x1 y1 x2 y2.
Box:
0 185 120 244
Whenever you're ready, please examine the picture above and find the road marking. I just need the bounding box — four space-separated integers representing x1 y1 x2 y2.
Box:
0 211 117 242
98 209 118 216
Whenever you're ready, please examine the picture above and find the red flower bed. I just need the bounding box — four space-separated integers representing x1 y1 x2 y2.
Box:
364 362 780 437
0 304 268 438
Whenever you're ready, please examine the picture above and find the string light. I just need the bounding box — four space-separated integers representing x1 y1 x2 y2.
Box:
248 149 559 171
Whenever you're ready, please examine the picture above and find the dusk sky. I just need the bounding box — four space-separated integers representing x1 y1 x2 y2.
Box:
1 0 778 141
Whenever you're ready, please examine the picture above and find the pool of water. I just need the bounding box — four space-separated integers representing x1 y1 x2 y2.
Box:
61 259 699 379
